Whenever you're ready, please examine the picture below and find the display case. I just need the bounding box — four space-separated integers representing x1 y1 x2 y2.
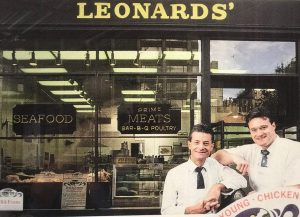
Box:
112 164 176 207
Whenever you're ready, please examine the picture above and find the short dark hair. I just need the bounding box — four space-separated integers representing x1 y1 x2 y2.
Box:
245 106 275 125
188 123 214 142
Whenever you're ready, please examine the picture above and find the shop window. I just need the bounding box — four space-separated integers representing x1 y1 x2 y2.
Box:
210 41 296 74
211 88 281 123
283 126 297 140
0 39 201 210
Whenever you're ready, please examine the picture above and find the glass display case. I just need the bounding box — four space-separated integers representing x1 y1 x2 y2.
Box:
112 164 176 207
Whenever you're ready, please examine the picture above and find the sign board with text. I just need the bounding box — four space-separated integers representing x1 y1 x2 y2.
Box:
118 103 181 134
217 188 300 217
0 0 299 30
12 104 76 135
61 173 87 209
0 188 23 211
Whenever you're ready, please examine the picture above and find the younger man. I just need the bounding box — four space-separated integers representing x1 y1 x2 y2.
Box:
213 107 300 192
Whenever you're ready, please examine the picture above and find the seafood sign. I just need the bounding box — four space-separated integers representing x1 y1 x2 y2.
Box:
12 104 76 135
118 104 181 134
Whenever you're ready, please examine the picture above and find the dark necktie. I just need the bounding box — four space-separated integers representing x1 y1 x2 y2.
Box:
195 167 205 189
261 150 270 167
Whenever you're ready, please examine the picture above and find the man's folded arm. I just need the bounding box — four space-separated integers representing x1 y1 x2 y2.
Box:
219 166 248 193
212 150 235 165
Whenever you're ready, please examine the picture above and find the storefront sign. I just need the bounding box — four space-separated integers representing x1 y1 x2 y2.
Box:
118 103 181 134
61 173 87 209
216 188 300 217
0 188 23 211
0 0 299 30
12 104 76 135
76 0 235 22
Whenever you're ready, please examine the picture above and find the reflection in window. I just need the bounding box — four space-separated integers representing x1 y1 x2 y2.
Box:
284 126 297 140
211 88 279 123
210 41 296 74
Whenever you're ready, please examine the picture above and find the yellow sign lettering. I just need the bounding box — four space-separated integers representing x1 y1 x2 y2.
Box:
190 4 209 20
77 3 94 19
132 3 151 19
170 4 189 20
115 3 130 19
150 3 169 19
94 2 111 18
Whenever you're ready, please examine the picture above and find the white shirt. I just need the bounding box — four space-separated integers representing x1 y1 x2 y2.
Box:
161 158 247 215
226 136 300 191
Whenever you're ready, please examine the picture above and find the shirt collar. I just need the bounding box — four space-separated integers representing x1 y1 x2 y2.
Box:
264 135 279 153
187 158 208 174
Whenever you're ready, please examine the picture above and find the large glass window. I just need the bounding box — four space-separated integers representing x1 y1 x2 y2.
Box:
0 39 201 210
210 41 296 74
211 88 282 149
210 40 298 149
211 87 282 122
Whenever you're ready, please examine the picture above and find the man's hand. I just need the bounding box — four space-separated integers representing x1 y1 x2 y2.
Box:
231 154 249 176
204 199 220 212
203 183 223 211
185 196 220 214
184 201 209 214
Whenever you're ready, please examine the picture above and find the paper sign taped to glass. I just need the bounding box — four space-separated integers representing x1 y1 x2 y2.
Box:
0 188 23 211
61 173 87 209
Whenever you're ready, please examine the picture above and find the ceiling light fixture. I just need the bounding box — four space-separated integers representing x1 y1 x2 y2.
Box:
38 80 78 86
2 50 201 61
21 68 67 74
61 98 88 103
50 90 82 95
133 40 141 66
133 52 140 66
74 83 83 92
157 40 166 66
85 51 91 67
188 51 195 65
83 93 89 100
121 90 156 95
29 51 37 66
109 51 116 67
79 91 85 97
73 105 94 109
55 51 62 66
77 109 95 113
113 68 157 73
88 99 94 106
157 51 166 65
68 79 75 85
11 50 18 66
124 98 156 102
